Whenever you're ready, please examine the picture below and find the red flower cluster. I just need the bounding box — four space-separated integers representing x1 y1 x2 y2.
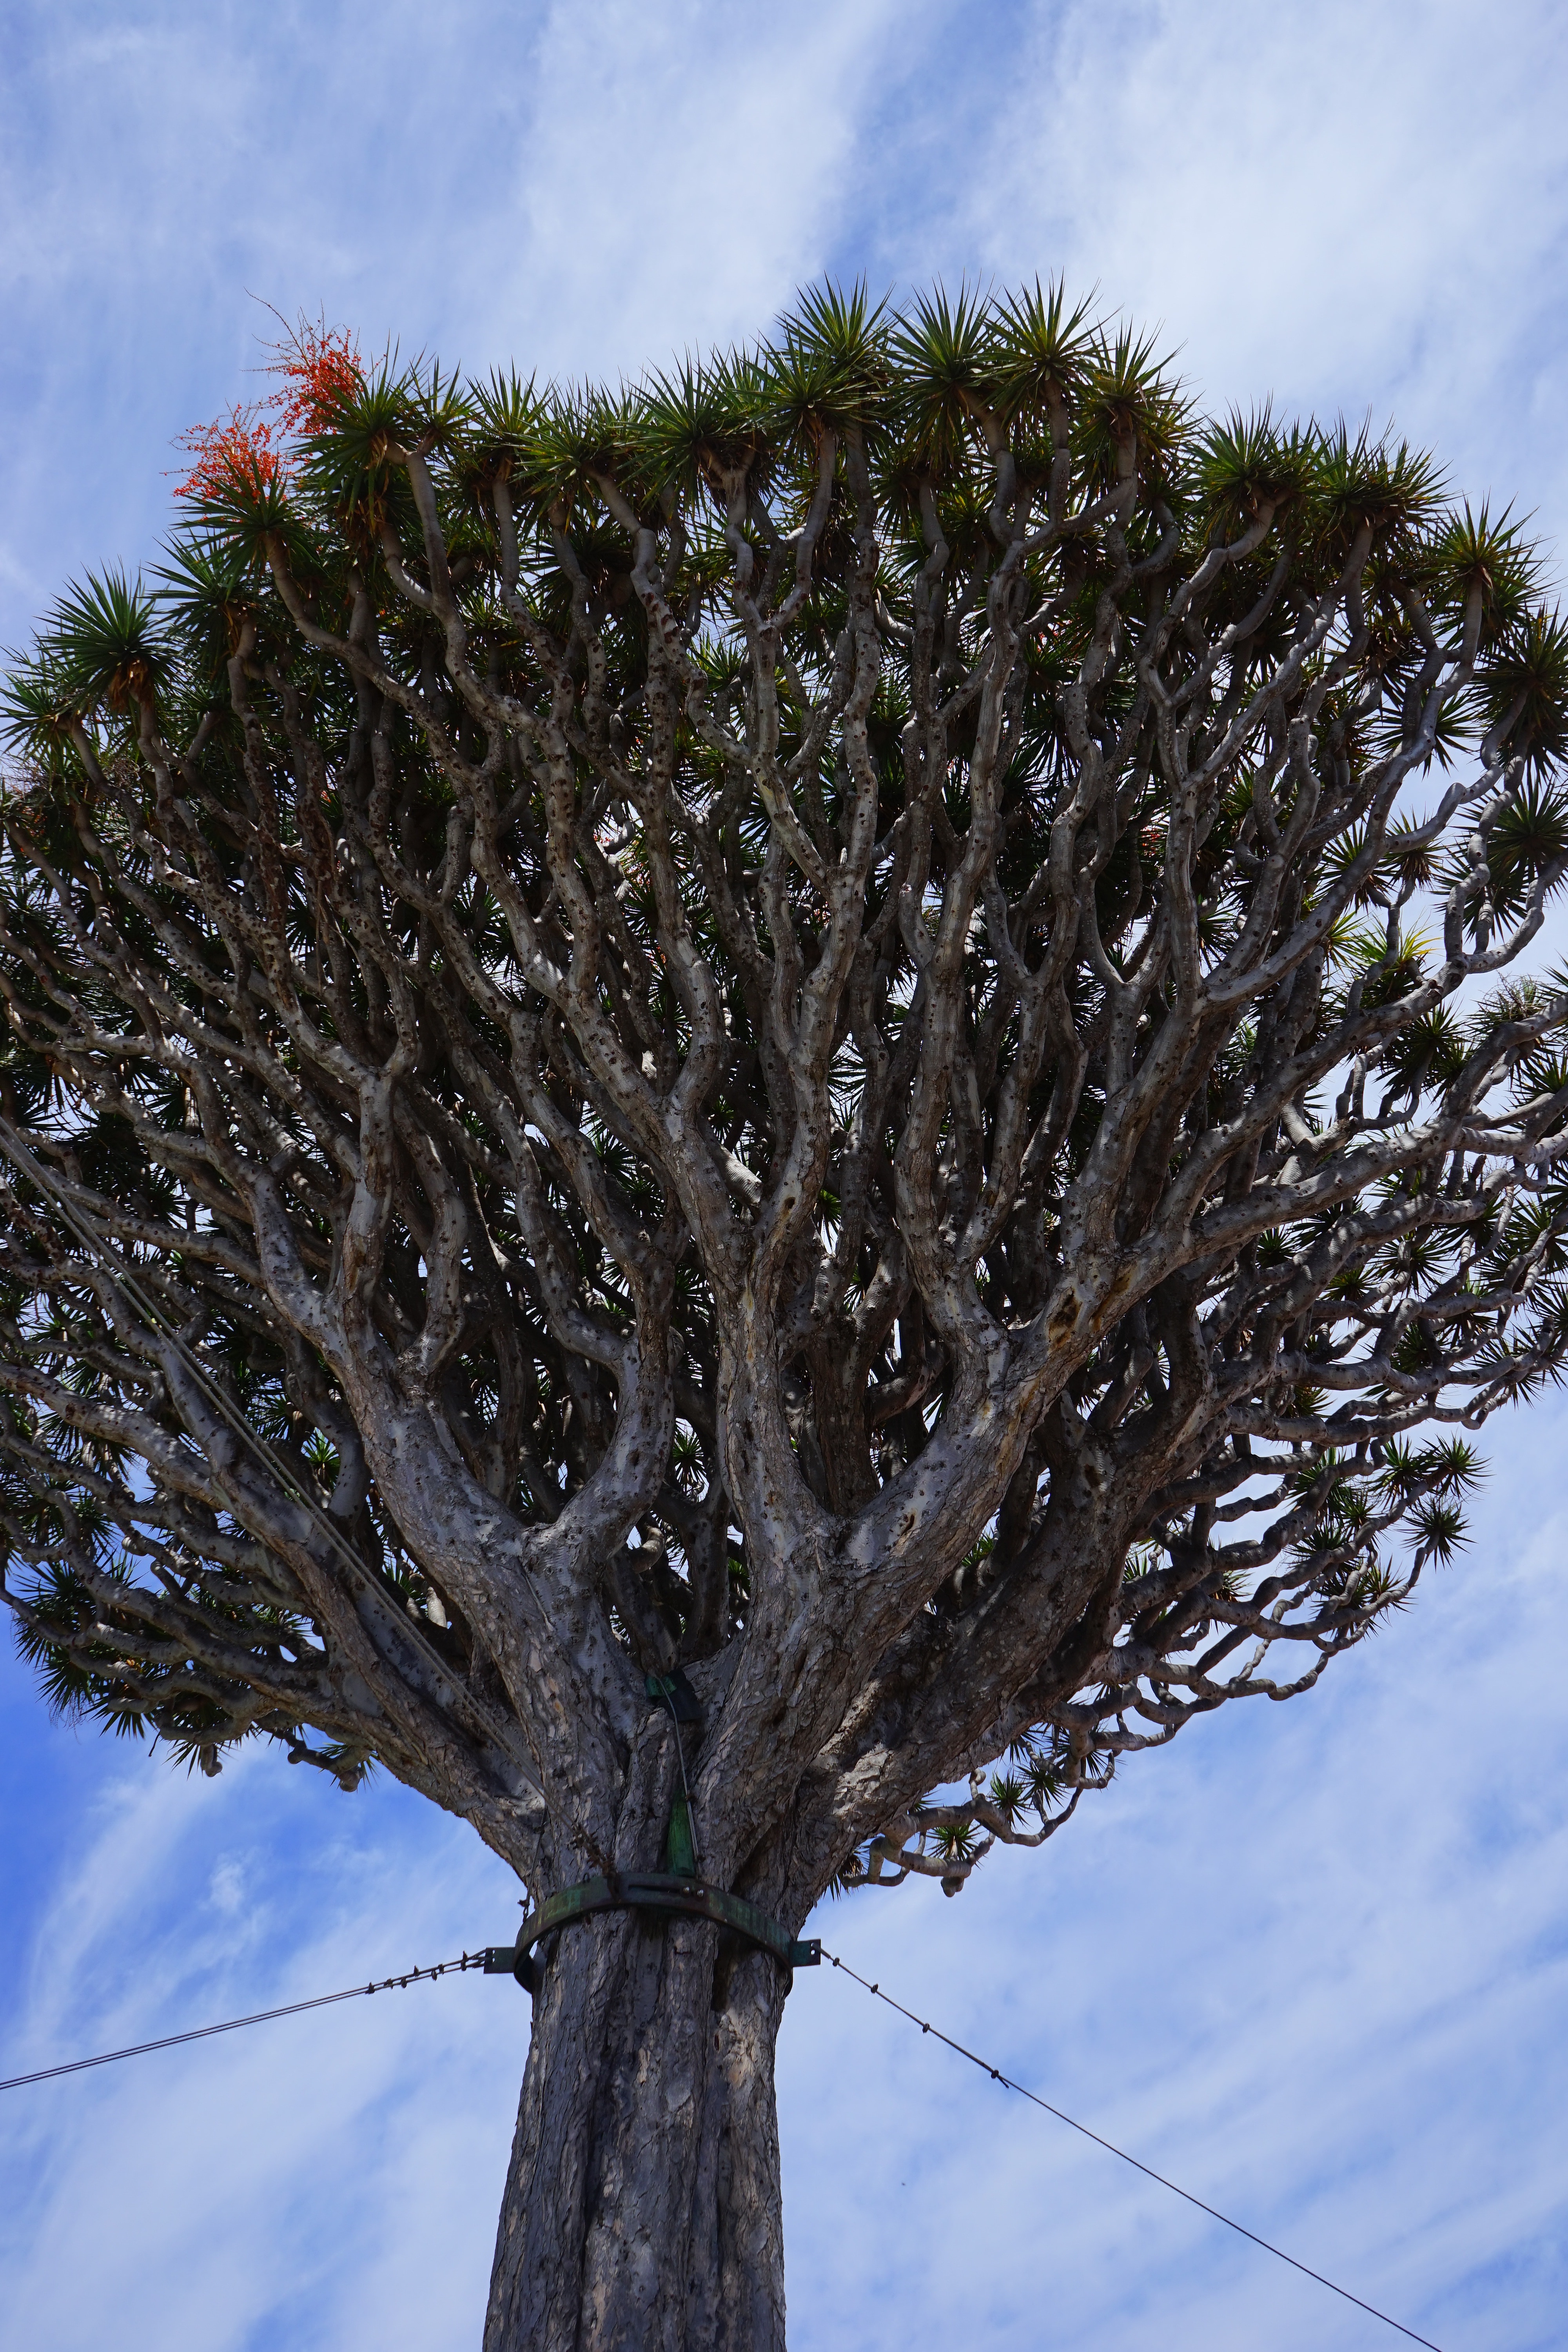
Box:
172 407 283 501
173 319 362 502
264 319 363 440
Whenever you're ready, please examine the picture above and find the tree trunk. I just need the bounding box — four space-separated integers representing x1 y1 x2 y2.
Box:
484 1908 789 2351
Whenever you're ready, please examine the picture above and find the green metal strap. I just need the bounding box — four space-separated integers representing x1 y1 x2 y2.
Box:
664 1793 697 1878
482 1873 821 1994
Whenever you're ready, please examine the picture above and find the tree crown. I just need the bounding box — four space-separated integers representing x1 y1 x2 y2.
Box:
3 285 1567 1898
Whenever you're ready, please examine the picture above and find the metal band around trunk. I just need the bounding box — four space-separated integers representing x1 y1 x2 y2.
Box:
481 1872 821 1993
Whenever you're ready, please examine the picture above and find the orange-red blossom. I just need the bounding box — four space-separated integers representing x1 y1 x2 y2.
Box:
173 320 363 501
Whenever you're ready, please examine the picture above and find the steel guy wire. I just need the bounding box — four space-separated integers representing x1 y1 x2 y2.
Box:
4 1920 1454 2348
0 1954 489 2092
0 1113 547 1802
821 1948 1446 2352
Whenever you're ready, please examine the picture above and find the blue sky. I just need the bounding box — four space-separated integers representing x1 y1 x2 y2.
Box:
2 4 1566 2345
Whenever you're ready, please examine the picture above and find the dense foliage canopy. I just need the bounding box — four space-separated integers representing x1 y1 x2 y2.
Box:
3 289 1568 1908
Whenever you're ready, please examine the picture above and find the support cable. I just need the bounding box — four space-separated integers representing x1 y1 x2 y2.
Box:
821 1949 1445 2352
0 1953 489 2092
0 1114 546 1803
0 1918 1459 2347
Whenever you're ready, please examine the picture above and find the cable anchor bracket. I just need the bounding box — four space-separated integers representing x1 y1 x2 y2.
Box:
481 1873 821 1995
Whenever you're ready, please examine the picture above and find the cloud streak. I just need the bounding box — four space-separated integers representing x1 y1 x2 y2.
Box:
0 0 915 648
864 0 1568 537
0 1747 524 2352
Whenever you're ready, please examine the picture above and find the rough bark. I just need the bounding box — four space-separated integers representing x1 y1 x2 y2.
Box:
483 1714 790 2351
488 1921 788 2352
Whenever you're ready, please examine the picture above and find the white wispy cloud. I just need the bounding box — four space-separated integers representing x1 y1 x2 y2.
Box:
871 0 1568 542
456 0 914 381
0 1744 524 2351
0 0 917 648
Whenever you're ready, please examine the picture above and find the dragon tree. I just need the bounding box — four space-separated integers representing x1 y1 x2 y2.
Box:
3 289 1568 2350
